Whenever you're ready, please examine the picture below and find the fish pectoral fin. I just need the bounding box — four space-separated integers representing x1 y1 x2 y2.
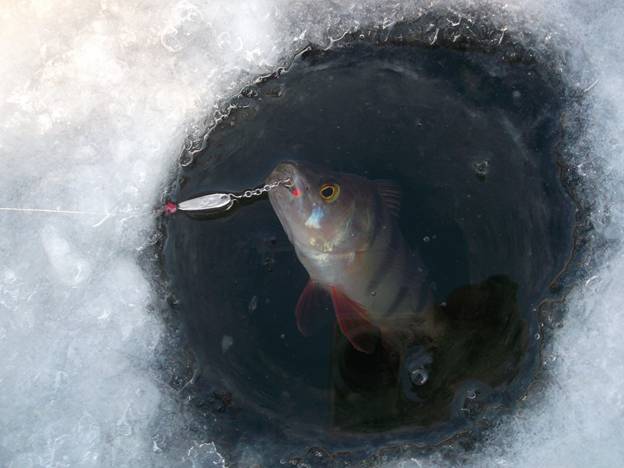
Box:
373 179 402 218
295 279 333 336
330 286 379 354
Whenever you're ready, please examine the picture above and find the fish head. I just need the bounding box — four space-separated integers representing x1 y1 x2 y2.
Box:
268 161 378 254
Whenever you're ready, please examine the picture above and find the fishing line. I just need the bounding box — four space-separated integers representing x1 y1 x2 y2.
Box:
0 206 155 228
0 176 293 221
0 207 116 215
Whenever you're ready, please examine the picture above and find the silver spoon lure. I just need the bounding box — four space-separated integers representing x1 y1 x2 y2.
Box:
165 177 293 214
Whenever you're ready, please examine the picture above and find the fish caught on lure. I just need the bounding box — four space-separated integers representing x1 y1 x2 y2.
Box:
267 161 446 354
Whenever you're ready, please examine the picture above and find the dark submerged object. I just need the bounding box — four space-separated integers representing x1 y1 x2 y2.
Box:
330 275 527 433
160 25 579 466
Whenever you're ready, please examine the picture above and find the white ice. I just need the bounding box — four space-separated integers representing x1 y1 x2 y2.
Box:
1 0 623 466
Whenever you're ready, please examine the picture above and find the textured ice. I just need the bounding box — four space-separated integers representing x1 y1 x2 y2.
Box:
1 0 623 466
160 1 205 53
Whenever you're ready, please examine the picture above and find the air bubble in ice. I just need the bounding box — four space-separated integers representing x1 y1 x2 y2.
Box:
410 367 429 385
217 32 232 49
402 346 434 390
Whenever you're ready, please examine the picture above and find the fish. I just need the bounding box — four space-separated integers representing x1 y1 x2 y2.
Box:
267 161 446 354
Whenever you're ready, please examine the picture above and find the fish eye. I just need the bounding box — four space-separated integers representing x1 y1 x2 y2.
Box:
320 183 339 201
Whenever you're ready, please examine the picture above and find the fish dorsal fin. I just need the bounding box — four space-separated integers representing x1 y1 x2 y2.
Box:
373 180 402 218
330 286 379 354
295 279 333 336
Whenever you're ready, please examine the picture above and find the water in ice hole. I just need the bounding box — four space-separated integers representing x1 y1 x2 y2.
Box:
161 40 578 465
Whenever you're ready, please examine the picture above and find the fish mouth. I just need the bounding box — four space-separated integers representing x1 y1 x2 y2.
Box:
267 161 299 193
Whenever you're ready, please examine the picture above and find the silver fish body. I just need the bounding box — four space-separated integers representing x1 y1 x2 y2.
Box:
268 161 442 353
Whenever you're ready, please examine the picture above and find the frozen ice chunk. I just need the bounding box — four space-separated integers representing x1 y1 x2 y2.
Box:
105 260 151 309
40 225 93 286
161 1 205 52
184 442 226 468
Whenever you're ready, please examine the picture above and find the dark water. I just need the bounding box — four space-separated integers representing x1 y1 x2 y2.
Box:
162 41 574 465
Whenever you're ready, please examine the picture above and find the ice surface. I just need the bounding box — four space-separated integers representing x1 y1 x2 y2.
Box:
1 0 623 466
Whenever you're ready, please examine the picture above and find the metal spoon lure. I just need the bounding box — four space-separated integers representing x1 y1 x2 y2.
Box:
165 177 293 214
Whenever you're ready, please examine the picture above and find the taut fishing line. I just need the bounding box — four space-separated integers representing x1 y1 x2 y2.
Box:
0 176 294 224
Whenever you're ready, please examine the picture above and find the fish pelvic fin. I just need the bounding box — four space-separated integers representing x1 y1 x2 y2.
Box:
295 279 333 336
373 179 402 218
330 286 379 354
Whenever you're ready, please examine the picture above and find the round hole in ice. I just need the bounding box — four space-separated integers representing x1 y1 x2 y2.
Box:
160 17 588 466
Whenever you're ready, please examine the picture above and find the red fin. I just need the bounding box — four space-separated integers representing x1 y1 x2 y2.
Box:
373 180 402 218
330 286 379 354
295 279 333 336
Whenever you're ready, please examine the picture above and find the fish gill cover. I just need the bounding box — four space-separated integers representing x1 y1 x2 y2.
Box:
0 0 623 467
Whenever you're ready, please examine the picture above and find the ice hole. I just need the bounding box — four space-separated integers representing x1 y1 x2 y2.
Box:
161 28 584 466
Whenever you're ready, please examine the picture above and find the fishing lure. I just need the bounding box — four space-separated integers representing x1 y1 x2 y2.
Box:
165 177 293 214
